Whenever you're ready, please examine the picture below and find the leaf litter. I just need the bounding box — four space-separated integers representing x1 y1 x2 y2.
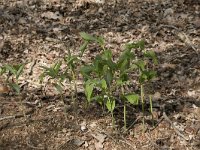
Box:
0 0 199 149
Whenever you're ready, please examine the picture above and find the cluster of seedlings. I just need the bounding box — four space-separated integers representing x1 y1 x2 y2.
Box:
0 32 158 131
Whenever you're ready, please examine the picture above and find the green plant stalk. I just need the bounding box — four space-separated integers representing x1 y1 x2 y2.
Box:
111 107 115 129
100 44 106 52
60 92 68 115
121 85 127 130
124 103 126 130
71 68 78 111
149 95 154 126
102 92 106 114
16 79 27 120
140 84 145 132
108 87 115 129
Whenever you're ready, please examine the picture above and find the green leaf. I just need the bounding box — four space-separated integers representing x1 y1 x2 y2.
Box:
96 36 104 46
125 43 138 50
139 73 148 84
46 68 57 78
119 59 129 72
142 70 157 81
137 40 145 50
16 64 25 79
130 64 138 70
125 40 145 51
106 97 115 112
116 79 123 86
81 65 94 79
93 56 105 75
40 65 50 70
125 94 139 105
119 73 129 82
85 80 95 102
66 56 78 66
40 62 61 78
106 59 116 71
59 72 68 82
80 41 89 56
135 60 146 71
80 32 96 41
103 67 113 87
9 82 20 94
0 66 6 75
144 50 158 64
101 79 107 90
39 73 45 83
53 83 63 93
117 49 134 70
102 49 112 60
4 65 17 75
53 61 62 74
92 95 103 105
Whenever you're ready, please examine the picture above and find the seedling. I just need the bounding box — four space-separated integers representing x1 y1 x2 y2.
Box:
0 63 26 118
40 32 158 132
39 61 66 107
80 32 157 131
80 33 141 129
40 39 89 114
63 49 80 111
126 41 158 131
1 63 25 94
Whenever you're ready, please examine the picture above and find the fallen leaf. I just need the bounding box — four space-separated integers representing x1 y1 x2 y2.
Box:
0 84 9 94
80 121 87 131
89 121 97 128
91 133 107 143
164 8 174 17
153 92 161 100
95 142 103 150
73 139 85 147
41 11 62 20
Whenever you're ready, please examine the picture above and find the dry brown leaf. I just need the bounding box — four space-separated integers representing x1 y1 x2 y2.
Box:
91 133 107 143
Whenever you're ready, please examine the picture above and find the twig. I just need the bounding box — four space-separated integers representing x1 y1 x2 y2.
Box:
0 115 15 121
96 127 137 149
159 24 180 31
28 59 37 75
159 24 199 55
147 116 164 132
119 138 137 150
0 109 34 121
177 32 199 54
162 112 189 141
145 131 161 149
96 127 117 143
0 122 9 131
123 116 142 133
26 137 45 150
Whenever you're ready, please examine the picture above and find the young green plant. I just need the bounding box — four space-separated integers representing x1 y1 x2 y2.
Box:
80 34 117 128
126 41 158 131
39 61 66 107
1 63 26 117
80 33 140 129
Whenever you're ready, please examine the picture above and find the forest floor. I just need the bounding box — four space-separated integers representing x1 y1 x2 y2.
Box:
0 0 200 149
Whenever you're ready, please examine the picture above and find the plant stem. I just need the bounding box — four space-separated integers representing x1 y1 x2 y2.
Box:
124 103 126 130
121 85 126 130
71 68 78 111
149 95 154 126
60 93 67 115
111 110 115 129
108 88 115 129
140 84 145 132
